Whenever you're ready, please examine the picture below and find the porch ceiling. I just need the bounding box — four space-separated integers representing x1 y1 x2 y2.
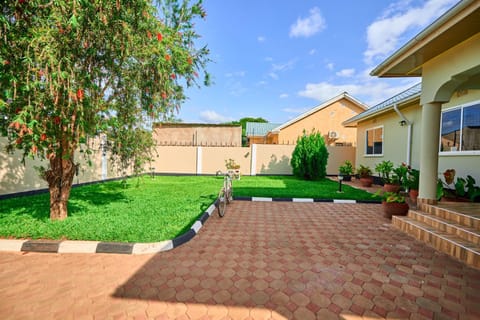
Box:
371 1 480 77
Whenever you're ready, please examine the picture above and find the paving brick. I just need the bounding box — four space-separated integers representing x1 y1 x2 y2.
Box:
1 201 480 319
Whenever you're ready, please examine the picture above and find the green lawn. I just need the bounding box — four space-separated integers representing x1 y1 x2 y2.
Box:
0 175 376 243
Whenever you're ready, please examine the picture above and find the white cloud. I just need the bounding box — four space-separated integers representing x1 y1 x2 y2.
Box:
364 0 458 64
257 36 266 43
309 49 317 55
326 63 334 71
297 80 417 106
269 72 279 80
264 57 273 62
289 7 326 38
279 93 289 99
336 68 355 77
272 59 296 72
199 110 233 123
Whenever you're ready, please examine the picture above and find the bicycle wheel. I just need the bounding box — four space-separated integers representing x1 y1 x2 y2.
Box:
217 190 227 217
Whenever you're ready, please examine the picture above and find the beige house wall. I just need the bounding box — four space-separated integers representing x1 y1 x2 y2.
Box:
277 98 364 146
1 141 357 195
355 102 423 172
153 124 242 147
355 89 480 182
200 147 251 175
421 33 480 104
0 137 121 195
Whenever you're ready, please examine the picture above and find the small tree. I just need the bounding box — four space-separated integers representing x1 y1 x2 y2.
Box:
291 130 329 180
0 0 210 220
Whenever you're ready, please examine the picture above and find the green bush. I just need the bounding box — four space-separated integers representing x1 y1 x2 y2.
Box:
291 131 329 180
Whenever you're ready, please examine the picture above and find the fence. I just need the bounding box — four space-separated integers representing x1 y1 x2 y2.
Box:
0 137 356 196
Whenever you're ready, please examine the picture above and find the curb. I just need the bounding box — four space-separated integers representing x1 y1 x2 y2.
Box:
0 197 380 255
0 203 217 255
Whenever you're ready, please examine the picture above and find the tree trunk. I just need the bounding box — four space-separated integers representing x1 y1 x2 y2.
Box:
45 155 76 221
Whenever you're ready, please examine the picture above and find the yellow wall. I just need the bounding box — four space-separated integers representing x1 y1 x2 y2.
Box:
355 89 480 182
422 33 480 104
355 102 423 172
277 98 364 146
153 125 242 147
1 141 357 195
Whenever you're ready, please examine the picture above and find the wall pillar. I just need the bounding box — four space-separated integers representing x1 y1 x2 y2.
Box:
418 102 442 205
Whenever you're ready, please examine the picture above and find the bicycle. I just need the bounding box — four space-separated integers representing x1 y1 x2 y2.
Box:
217 172 234 217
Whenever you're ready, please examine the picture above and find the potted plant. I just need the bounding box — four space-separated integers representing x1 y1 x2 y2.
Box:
375 190 409 219
225 158 241 180
338 160 354 181
375 160 400 192
406 168 420 204
357 165 373 187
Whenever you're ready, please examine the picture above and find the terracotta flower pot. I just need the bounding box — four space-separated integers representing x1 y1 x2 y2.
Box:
409 189 419 204
360 177 373 187
382 201 409 219
383 183 401 193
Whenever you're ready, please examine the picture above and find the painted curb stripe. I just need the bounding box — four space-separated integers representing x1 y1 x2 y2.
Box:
252 197 273 202
96 242 134 254
172 229 196 247
22 240 60 253
333 199 357 204
59 241 99 254
293 198 314 203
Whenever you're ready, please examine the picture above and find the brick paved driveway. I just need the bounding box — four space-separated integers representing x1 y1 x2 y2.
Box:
1 202 479 319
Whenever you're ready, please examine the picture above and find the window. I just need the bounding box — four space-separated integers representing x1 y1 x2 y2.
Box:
440 102 480 152
365 126 383 155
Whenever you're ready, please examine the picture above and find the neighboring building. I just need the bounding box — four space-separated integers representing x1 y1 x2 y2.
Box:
269 92 368 146
245 122 281 145
153 123 242 147
344 0 480 204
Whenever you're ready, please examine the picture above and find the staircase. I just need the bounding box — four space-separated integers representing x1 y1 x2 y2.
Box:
392 202 480 269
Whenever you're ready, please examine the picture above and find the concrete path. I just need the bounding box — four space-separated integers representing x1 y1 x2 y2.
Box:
1 201 479 319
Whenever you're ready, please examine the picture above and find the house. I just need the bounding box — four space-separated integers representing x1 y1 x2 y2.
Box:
153 123 242 147
345 0 480 204
247 92 368 146
245 122 281 145
344 0 480 269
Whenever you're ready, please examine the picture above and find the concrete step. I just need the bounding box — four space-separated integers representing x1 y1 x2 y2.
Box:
392 216 480 269
422 203 480 231
408 209 480 245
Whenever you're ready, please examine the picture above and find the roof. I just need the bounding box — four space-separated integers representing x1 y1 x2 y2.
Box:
371 0 480 77
343 82 422 126
245 122 281 137
271 92 368 133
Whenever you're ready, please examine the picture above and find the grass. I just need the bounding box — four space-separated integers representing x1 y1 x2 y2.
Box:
234 175 377 200
0 175 376 243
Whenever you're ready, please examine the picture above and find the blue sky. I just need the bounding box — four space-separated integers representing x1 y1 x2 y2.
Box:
179 0 460 124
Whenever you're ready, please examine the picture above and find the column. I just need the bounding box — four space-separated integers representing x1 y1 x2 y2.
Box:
418 102 442 206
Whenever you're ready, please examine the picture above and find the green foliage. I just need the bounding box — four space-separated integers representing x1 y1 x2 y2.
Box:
407 168 420 190
290 131 329 180
375 160 394 184
0 0 211 218
374 190 406 203
357 164 372 178
0 176 220 242
338 160 353 176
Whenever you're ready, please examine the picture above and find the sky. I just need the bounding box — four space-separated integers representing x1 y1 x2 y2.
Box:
178 0 461 124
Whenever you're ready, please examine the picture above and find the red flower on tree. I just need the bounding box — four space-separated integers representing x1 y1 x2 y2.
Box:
76 89 84 101
40 133 47 141
165 54 171 61
157 32 162 41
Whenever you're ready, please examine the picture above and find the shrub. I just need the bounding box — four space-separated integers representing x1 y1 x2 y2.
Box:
291 131 329 180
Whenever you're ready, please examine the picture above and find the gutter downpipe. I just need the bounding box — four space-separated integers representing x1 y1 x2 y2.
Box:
393 104 412 166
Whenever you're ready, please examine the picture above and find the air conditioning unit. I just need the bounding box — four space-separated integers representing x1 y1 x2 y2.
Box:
328 131 339 139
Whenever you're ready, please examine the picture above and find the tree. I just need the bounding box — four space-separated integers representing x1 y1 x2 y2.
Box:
0 0 210 220
291 130 329 180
